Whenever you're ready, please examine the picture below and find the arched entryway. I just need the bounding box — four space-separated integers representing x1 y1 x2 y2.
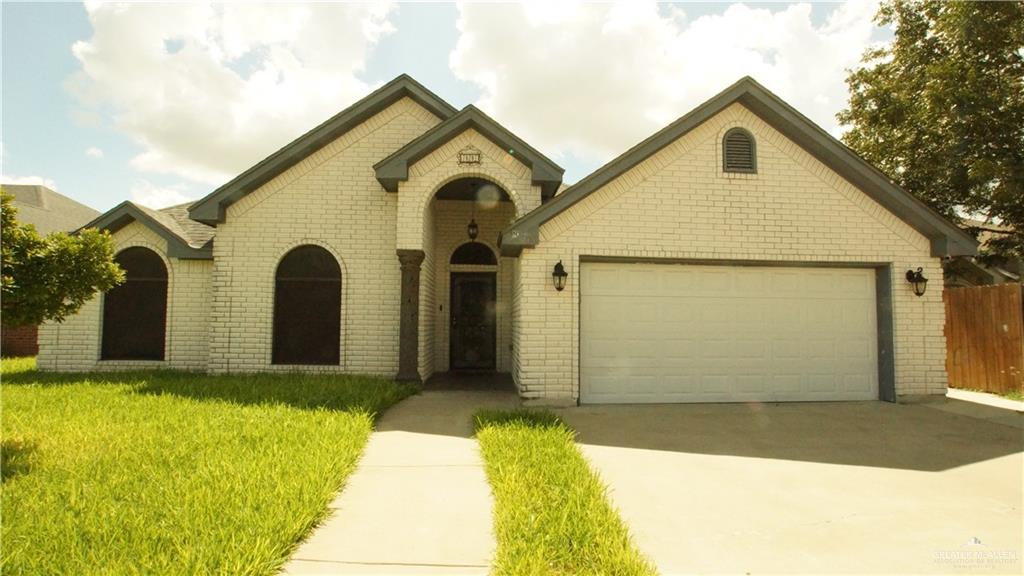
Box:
426 176 516 376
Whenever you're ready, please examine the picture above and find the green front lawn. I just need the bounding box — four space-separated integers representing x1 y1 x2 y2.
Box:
474 409 656 576
1 358 416 575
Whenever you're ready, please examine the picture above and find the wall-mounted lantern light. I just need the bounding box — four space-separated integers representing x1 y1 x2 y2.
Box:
905 267 928 297
552 260 568 292
467 218 479 241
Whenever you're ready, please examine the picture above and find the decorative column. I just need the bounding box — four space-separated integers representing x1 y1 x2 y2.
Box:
396 249 425 382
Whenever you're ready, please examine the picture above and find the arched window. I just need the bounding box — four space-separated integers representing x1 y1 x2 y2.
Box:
451 242 497 265
102 247 167 360
723 128 757 173
273 245 341 365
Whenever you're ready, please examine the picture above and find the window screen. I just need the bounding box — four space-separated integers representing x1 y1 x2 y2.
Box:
273 245 342 365
101 247 168 360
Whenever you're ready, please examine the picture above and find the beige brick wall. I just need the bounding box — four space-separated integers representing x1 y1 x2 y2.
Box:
38 221 212 371
516 103 947 400
207 97 442 374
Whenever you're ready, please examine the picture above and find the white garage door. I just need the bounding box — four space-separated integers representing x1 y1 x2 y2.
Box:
580 262 878 404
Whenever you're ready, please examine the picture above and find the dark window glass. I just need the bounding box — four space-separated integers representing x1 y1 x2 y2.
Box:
273 245 341 365
102 247 167 360
451 242 497 265
723 128 757 173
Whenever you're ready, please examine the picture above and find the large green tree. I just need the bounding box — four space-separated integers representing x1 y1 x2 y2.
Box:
1 191 123 327
838 0 1024 263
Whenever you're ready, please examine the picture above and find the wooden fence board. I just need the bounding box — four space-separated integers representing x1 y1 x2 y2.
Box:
944 283 1024 394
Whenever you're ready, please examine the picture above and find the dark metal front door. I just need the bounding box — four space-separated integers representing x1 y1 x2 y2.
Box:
450 272 496 370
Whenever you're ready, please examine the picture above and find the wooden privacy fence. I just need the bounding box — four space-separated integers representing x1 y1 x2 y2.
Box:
944 283 1024 394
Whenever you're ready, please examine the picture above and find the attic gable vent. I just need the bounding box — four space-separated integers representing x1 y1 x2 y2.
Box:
723 128 756 173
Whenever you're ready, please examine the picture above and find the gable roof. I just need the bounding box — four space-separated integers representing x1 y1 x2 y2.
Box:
374 105 564 200
2 184 100 234
500 77 978 258
188 74 458 225
81 201 215 259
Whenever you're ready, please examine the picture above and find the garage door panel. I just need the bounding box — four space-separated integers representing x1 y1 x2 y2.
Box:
733 340 768 359
661 269 695 292
662 302 698 324
841 305 874 330
662 339 697 361
807 373 839 393
773 339 803 359
803 339 836 361
840 338 873 360
736 374 766 393
699 374 731 393
695 270 732 293
769 271 803 295
581 262 878 404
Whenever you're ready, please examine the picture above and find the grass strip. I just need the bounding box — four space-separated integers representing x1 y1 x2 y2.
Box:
951 386 1024 402
1 357 416 575
474 408 656 576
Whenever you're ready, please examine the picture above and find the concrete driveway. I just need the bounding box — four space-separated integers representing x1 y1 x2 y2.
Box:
556 400 1023 575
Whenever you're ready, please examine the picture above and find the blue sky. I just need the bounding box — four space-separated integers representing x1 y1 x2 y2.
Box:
1 2 888 212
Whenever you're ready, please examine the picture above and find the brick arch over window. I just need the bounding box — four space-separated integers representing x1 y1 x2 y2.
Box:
102 246 168 360
451 241 497 265
272 245 342 365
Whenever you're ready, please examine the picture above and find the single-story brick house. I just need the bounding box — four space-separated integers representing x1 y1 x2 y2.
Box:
39 75 976 404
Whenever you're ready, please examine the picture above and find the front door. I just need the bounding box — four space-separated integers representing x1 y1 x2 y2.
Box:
450 272 496 370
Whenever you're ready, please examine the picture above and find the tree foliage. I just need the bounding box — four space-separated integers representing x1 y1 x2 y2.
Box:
1 191 123 327
838 0 1024 263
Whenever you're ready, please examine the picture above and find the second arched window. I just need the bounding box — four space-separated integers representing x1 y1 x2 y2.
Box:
272 245 342 365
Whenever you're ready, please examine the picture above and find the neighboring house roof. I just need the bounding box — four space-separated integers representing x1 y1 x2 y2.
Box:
189 74 458 225
962 218 1014 249
949 218 1020 284
374 105 564 200
81 201 214 259
2 184 100 234
499 76 978 258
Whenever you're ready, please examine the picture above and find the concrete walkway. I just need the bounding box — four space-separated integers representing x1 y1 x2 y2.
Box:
283 389 518 575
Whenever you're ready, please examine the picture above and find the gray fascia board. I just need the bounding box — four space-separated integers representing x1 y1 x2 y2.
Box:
374 106 564 199
189 75 458 225
500 77 978 258
80 202 213 260
735 84 977 257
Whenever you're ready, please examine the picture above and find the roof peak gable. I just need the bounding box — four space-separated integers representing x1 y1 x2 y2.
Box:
500 76 976 258
188 74 457 225
82 201 213 259
374 104 564 200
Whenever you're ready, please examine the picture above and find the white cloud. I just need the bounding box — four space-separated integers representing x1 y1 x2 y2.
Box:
0 174 59 190
450 1 881 165
130 180 195 209
70 2 396 186
0 144 60 189
85 146 104 158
